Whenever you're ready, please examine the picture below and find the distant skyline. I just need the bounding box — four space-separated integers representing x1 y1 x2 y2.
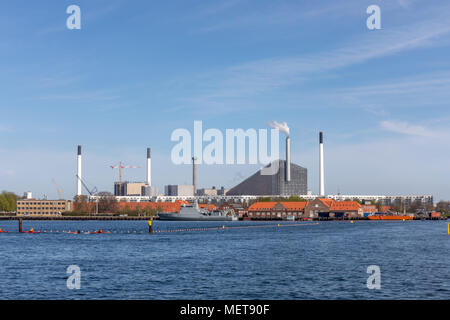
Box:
1 0 449 201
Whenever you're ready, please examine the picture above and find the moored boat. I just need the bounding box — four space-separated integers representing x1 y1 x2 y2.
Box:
158 202 237 221
368 215 413 220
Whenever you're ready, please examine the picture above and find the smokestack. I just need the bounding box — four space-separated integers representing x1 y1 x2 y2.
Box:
319 132 325 196
77 145 82 196
146 148 151 186
285 136 291 182
192 157 197 196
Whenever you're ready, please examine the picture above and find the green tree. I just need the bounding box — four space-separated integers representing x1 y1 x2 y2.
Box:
436 201 450 214
371 200 383 212
0 191 19 212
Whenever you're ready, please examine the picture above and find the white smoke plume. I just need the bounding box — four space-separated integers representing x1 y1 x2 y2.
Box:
268 121 290 137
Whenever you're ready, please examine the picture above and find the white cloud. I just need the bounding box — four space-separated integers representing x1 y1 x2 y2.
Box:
380 120 436 137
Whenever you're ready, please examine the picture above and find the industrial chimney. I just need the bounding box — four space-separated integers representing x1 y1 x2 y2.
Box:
319 132 325 196
77 145 82 196
146 148 151 186
192 156 197 196
285 136 291 182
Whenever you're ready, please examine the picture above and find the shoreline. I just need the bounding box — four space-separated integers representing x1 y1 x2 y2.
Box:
0 216 447 221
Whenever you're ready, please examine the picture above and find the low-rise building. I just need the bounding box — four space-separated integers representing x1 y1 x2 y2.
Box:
247 201 309 220
16 199 72 216
247 202 281 219
361 204 377 216
304 199 363 218
219 203 247 218
304 198 334 219
329 201 363 218
430 211 441 219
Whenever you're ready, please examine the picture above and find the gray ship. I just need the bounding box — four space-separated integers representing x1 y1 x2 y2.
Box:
158 202 238 221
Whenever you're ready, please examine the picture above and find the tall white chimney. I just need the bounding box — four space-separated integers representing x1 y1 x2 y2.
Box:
146 147 151 186
319 132 325 196
77 145 82 196
192 156 197 195
285 136 291 182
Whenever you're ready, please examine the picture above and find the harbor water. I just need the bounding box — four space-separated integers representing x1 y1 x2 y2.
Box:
0 220 449 299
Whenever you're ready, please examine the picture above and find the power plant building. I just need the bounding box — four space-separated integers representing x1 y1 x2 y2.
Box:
141 185 158 197
114 182 146 196
227 160 307 196
197 187 218 196
164 185 195 196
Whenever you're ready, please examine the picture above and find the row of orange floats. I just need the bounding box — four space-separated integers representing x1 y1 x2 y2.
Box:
0 222 319 235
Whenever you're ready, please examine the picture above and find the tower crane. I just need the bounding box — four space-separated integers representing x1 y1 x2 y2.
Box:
110 161 140 195
51 178 63 200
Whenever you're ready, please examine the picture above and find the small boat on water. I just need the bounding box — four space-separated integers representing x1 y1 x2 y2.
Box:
368 215 413 220
158 202 238 221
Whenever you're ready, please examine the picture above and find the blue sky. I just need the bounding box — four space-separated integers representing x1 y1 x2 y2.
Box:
1 0 450 201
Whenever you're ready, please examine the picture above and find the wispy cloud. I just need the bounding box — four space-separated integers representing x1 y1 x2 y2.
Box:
380 120 435 137
195 1 354 33
37 90 120 102
178 7 450 111
194 0 430 33
326 70 450 111
336 72 450 97
397 0 416 8
0 125 12 133
196 0 245 16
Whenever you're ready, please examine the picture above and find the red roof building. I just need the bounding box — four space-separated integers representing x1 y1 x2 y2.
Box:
304 199 363 218
247 201 309 220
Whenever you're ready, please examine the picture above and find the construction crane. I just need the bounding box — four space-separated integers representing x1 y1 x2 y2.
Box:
110 161 140 195
51 178 63 200
75 174 98 215
75 174 98 196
